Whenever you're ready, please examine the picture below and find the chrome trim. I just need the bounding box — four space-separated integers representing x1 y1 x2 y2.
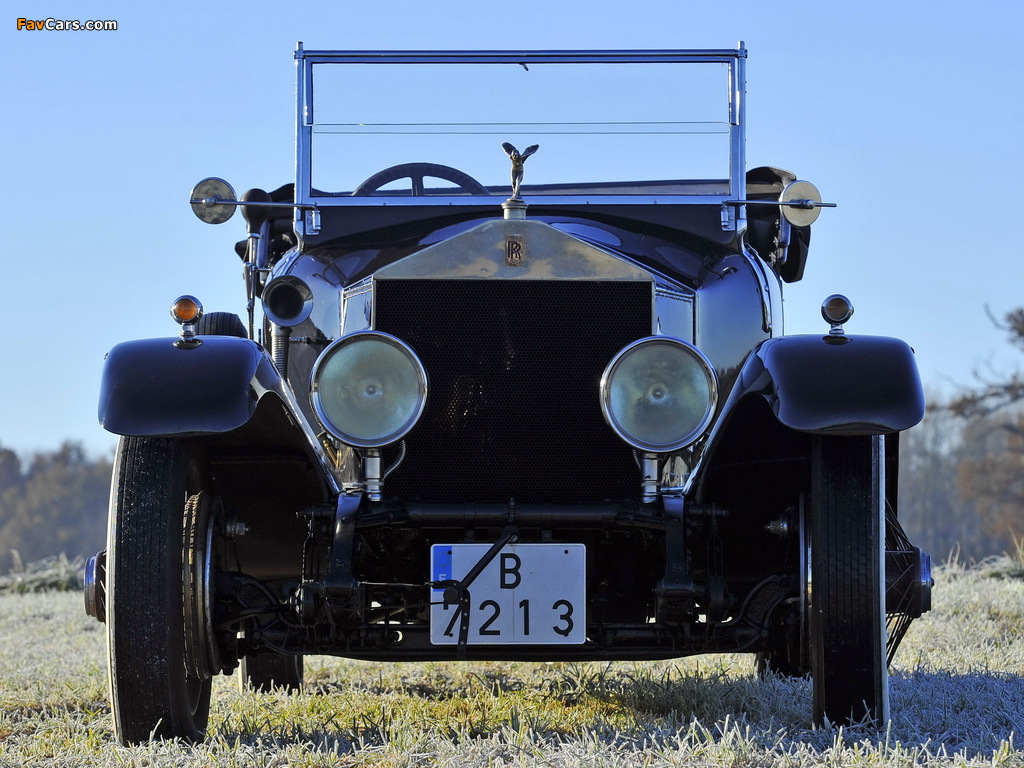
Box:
170 295 203 339
183 492 219 680
83 551 106 623
342 279 373 335
304 208 321 235
730 43 747 235
821 294 854 336
294 194 739 208
918 549 933 614
188 194 317 215
372 219 656 283
641 452 659 503
298 49 748 64
742 245 774 334
363 449 382 502
655 286 696 342
263 275 314 328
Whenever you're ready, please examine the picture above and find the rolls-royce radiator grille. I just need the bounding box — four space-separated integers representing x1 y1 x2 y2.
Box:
375 280 652 503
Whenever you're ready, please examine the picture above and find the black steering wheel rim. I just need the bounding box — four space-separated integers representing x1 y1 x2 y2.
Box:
352 162 489 196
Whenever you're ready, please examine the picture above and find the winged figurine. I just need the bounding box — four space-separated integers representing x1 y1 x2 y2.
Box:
501 142 539 200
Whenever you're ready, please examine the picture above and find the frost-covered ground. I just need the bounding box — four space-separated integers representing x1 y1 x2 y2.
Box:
1 559 1022 767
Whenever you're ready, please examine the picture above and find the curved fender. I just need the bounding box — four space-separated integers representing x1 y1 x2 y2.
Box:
98 336 289 436
732 334 925 434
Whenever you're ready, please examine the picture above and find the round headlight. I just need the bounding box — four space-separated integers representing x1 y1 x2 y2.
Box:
310 332 427 448
600 337 718 452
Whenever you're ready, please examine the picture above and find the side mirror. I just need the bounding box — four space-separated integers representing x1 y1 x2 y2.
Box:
189 177 237 225
780 180 826 227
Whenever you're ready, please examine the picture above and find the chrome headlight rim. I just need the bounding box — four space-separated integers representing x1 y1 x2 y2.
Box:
310 331 428 449
600 335 719 453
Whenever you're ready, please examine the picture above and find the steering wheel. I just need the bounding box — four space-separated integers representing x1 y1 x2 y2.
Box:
352 162 489 196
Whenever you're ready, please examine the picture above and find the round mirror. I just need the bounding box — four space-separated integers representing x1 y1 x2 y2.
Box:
189 177 237 225
780 180 823 227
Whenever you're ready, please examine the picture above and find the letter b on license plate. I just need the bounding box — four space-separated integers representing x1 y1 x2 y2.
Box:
430 543 586 644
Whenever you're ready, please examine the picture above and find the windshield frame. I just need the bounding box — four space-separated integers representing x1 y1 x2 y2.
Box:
293 45 747 214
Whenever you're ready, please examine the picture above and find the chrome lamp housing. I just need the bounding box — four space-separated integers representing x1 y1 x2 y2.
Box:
310 331 428 448
600 336 718 453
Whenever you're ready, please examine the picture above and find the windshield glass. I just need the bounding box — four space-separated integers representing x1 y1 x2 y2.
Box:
300 52 741 200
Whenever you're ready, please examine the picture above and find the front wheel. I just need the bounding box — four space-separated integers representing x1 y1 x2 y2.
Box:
809 434 888 726
106 437 216 744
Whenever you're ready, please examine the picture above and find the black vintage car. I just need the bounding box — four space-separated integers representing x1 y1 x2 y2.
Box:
85 44 931 743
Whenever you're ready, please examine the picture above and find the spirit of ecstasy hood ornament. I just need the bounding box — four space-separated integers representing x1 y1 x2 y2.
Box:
501 142 539 200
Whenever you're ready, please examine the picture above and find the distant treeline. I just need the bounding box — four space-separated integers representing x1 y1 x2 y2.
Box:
899 403 1016 562
0 442 110 573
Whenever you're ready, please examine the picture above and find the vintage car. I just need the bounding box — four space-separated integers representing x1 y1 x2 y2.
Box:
84 44 931 743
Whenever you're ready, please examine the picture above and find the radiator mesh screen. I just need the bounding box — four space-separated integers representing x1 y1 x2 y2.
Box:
375 279 652 503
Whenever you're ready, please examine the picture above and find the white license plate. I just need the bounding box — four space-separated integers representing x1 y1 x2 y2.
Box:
430 543 586 645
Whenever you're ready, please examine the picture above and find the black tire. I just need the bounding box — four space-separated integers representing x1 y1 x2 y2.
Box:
809 434 888 726
106 437 213 744
239 654 304 694
196 311 247 338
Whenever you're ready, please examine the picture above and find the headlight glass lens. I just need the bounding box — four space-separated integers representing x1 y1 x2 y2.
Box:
311 332 427 448
600 337 718 452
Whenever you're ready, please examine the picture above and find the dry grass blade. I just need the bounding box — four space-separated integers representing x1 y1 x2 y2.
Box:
0 552 84 594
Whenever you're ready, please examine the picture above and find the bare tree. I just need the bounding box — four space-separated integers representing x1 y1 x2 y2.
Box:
899 401 1004 562
955 409 1024 542
947 308 1024 547
949 308 1024 419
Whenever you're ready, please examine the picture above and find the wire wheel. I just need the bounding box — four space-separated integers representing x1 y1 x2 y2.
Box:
885 513 932 664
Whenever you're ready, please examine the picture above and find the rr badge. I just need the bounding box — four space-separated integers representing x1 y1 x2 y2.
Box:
505 234 524 267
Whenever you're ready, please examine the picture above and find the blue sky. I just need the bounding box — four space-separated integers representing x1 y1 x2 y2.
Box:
2 1 1022 457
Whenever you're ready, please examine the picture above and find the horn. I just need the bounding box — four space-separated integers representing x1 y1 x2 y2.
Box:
262 275 313 327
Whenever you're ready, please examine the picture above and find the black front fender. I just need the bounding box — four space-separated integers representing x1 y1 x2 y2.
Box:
731 334 925 434
98 336 288 436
